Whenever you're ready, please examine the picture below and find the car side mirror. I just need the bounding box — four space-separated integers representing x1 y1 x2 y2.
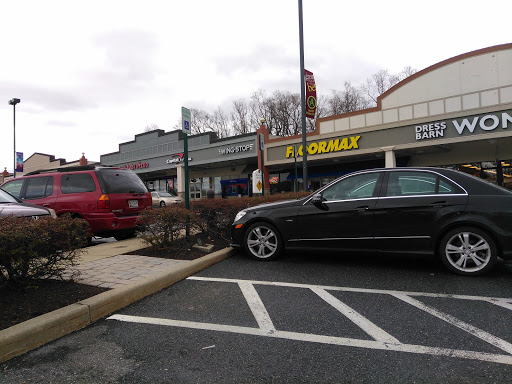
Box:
311 193 328 210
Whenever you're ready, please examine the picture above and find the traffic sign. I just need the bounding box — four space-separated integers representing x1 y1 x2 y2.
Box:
182 107 191 134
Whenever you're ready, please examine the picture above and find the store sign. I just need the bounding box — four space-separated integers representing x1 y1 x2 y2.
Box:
166 153 192 164
415 111 512 141
285 135 361 158
305 69 317 119
122 162 149 170
218 143 254 155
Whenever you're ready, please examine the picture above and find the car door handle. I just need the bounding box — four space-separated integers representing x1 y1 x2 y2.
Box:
42 204 50 207
354 206 370 212
430 201 448 207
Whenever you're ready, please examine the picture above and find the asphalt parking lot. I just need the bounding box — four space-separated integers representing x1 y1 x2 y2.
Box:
2 251 512 383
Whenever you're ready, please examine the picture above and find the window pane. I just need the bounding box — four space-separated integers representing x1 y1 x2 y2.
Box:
322 172 380 201
98 169 147 193
387 172 436 196
1 179 24 198
25 177 50 200
438 178 457 194
61 174 96 194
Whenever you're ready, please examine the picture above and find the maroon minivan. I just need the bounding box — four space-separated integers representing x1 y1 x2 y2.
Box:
0 165 152 240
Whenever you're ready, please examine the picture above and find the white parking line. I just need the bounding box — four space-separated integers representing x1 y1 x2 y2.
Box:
311 287 400 344
107 277 512 365
238 281 276 332
392 293 512 355
188 276 512 304
108 314 512 366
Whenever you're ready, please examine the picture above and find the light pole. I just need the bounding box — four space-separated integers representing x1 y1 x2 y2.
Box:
298 0 308 191
8 98 20 178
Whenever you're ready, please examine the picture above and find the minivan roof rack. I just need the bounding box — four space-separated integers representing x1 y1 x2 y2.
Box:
24 165 113 176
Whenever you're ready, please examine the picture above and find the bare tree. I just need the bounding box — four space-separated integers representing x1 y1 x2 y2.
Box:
144 123 160 132
362 67 417 106
327 82 371 115
231 98 252 135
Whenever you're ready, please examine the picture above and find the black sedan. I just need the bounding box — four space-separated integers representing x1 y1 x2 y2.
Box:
231 167 512 276
0 187 55 218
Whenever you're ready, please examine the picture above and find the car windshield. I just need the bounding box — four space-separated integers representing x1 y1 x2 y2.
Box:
0 188 19 203
158 191 175 197
98 169 148 194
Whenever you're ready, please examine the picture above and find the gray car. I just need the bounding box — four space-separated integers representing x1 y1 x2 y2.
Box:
0 188 55 218
151 191 183 207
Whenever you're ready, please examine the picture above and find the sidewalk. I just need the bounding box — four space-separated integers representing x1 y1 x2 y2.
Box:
0 237 236 363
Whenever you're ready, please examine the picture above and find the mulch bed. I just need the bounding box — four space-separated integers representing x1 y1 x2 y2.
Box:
0 233 232 331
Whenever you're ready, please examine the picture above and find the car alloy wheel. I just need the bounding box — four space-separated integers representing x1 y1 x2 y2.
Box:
440 227 496 276
244 222 282 260
160 201 166 207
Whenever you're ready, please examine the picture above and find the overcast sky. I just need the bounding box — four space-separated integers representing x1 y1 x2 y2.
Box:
0 0 509 173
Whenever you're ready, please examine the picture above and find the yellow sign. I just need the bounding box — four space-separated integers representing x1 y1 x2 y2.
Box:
256 180 262 191
285 135 361 158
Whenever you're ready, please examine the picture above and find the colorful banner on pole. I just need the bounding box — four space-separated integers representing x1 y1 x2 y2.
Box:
15 152 23 172
305 69 317 119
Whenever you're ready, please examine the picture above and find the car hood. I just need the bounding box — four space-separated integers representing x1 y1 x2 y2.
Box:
244 199 303 213
0 203 51 217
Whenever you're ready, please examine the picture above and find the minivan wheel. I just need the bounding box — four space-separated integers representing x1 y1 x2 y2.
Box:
439 227 497 276
243 222 282 261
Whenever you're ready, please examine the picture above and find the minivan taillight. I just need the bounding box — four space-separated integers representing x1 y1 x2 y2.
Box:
98 194 110 209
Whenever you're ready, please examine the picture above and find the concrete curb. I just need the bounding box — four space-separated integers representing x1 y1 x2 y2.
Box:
0 247 237 363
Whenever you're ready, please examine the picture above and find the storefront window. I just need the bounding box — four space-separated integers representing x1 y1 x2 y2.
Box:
446 161 512 190
214 176 221 196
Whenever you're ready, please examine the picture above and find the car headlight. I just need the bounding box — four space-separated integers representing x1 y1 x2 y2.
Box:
234 210 247 223
48 208 57 218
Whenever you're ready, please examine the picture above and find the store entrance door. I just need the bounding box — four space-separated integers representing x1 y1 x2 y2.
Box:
190 180 201 200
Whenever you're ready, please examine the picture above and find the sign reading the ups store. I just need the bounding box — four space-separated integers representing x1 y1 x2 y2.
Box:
415 109 512 141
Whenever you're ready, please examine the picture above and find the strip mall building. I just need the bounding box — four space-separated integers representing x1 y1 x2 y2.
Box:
101 44 512 196
262 43 512 192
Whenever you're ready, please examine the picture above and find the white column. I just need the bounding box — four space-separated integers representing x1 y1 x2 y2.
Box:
381 146 396 168
176 164 186 199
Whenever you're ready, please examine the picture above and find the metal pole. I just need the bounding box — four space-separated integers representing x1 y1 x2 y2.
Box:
260 134 265 196
184 132 190 239
13 104 16 178
298 0 308 192
294 145 298 192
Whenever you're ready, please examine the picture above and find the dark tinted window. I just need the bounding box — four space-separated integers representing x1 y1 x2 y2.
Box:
25 177 53 200
386 171 463 197
1 179 24 198
322 172 381 201
61 174 96 194
98 169 148 193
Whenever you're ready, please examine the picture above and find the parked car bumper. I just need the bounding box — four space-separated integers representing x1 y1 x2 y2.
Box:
84 213 140 235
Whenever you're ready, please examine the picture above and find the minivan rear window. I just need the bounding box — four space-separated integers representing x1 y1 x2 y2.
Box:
98 169 148 194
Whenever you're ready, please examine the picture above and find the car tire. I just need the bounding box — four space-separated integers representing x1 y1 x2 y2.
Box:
243 222 282 261
439 226 497 276
114 229 137 241
160 201 166 207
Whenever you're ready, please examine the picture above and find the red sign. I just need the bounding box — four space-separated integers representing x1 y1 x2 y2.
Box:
305 69 316 119
122 162 149 170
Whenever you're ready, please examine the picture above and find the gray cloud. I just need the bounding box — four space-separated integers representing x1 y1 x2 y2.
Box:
0 83 98 112
83 29 163 102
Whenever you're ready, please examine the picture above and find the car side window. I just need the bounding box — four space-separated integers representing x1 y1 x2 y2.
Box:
322 172 381 201
61 173 96 194
25 177 53 200
151 192 157 197
386 171 462 197
1 179 24 198
386 172 436 197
